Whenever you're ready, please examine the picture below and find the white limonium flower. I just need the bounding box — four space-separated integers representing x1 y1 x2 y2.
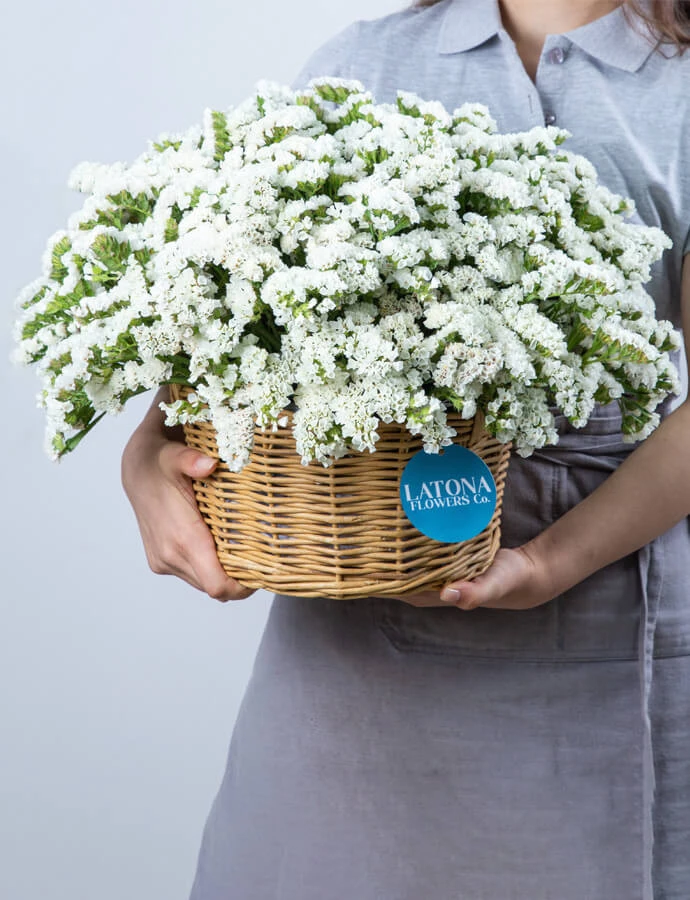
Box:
13 77 680 467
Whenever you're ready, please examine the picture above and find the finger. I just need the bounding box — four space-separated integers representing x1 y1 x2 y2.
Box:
196 567 254 602
147 513 252 602
164 549 253 603
182 519 254 602
195 566 254 603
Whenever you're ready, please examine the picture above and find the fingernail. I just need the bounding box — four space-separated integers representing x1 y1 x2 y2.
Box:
440 588 461 604
194 457 214 475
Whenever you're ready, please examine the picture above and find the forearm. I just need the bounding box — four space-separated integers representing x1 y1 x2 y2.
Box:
526 400 690 598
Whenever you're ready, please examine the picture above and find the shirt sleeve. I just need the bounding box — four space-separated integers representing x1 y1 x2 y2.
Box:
290 21 363 90
684 224 690 257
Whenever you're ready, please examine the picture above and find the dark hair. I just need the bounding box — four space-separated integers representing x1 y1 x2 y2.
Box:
411 0 690 55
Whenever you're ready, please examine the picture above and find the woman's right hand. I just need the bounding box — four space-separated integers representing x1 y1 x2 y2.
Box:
121 389 255 603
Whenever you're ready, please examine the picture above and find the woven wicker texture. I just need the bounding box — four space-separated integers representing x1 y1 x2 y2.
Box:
170 385 511 599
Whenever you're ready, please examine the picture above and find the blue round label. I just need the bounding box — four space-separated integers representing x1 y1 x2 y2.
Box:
399 444 497 543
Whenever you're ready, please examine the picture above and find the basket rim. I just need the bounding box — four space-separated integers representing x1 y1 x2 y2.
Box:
168 382 509 451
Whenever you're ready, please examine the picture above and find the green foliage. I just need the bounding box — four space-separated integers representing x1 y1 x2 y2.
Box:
247 303 281 353
280 171 347 201
571 190 606 232
52 407 106 456
188 186 204 208
152 138 182 152
89 233 132 288
593 384 614 405
164 202 184 241
295 95 322 116
164 218 179 242
210 110 231 162
79 190 155 231
21 279 94 347
355 146 391 172
434 387 466 411
362 206 413 240
654 332 678 353
204 262 229 291
311 83 358 104
395 96 438 127
580 327 650 367
332 100 381 129
50 236 72 283
619 393 655 435
457 189 520 217
133 247 152 270
264 125 296 145
20 284 49 311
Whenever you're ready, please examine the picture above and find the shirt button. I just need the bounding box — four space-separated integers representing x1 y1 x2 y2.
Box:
544 111 557 125
549 46 565 65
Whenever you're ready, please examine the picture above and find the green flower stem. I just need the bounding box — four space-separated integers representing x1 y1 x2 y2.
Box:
61 412 107 454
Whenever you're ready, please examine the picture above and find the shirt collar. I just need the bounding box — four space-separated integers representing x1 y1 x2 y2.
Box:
437 0 657 72
565 1 657 72
437 0 502 55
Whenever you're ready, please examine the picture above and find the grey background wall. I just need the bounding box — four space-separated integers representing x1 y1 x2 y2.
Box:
0 2 404 898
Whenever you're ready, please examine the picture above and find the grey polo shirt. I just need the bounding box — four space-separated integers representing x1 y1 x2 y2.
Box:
291 0 690 339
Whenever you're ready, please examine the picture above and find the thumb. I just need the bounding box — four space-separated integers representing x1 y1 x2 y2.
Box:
169 445 218 479
440 549 516 610
440 571 498 610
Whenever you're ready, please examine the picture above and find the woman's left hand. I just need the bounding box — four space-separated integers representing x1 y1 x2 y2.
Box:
389 545 555 611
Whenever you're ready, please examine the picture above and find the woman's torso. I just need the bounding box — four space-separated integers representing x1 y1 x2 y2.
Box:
291 0 690 659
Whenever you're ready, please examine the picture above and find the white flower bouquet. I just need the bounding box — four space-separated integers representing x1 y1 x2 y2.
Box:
13 78 681 597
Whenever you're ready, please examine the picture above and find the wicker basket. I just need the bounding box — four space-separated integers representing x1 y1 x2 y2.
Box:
169 384 511 599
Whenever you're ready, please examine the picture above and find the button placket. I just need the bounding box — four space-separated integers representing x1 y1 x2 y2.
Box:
536 39 568 128
497 27 545 128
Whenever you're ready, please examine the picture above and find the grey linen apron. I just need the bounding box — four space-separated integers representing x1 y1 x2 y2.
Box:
187 403 690 900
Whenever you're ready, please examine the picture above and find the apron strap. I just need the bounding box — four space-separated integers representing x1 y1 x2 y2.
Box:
637 538 665 899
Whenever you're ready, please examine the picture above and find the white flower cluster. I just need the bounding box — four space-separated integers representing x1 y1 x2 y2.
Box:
14 78 680 468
